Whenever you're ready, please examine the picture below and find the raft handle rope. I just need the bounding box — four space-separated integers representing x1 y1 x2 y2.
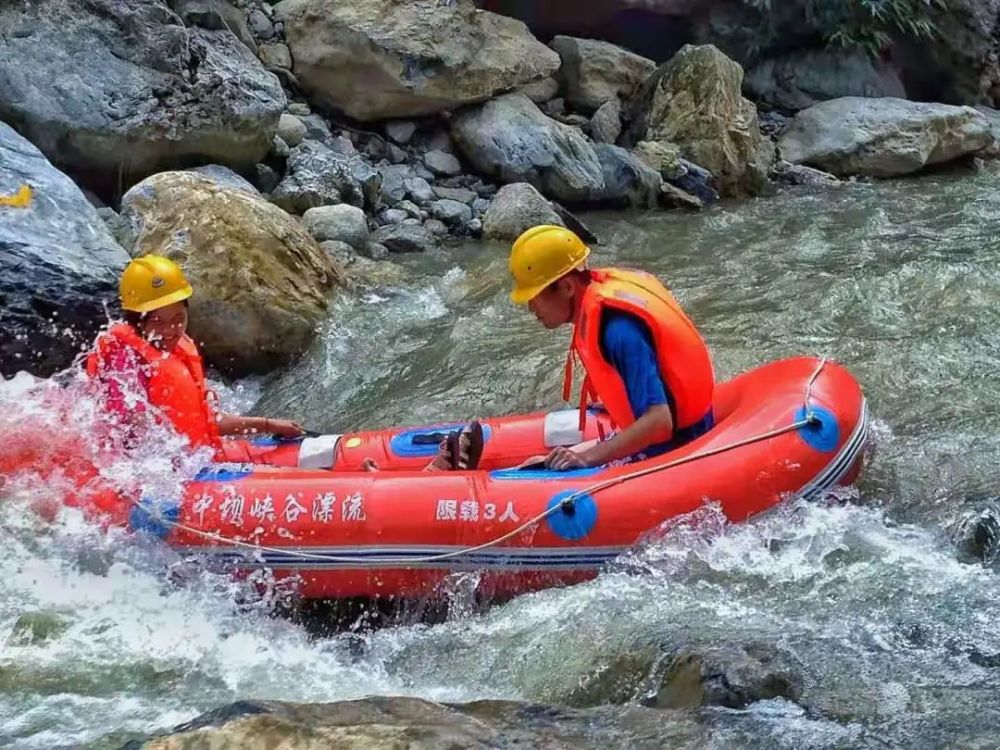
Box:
130 359 829 565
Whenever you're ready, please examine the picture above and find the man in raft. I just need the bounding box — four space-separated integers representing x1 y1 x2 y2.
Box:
508 225 715 470
87 254 305 458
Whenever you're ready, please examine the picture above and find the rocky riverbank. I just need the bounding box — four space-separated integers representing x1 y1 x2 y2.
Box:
3 0 999 379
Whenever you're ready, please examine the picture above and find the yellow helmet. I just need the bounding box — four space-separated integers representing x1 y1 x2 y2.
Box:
509 225 591 305
119 254 193 313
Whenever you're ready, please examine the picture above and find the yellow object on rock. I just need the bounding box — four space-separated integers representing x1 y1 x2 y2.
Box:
0 184 32 208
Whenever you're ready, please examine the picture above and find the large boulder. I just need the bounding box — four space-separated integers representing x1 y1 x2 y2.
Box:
550 36 656 113
301 204 370 249
119 172 341 375
271 140 381 214
593 144 662 208
625 45 774 197
745 50 906 112
273 0 560 121
451 93 606 203
0 0 285 182
778 97 996 177
0 123 130 377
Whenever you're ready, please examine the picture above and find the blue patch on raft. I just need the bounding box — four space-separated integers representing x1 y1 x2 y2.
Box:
194 465 254 482
390 423 494 458
490 467 603 481
546 490 598 541
795 405 840 453
129 497 180 540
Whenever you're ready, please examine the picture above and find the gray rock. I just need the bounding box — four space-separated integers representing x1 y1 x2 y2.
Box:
299 114 333 142
0 0 285 179
275 0 560 120
278 114 307 148
379 164 417 204
590 99 622 144
424 218 449 237
660 182 704 210
371 223 440 253
431 199 474 224
482 182 564 240
254 163 281 194
593 143 662 208
424 150 464 176
559 113 591 128
976 106 1000 157
542 97 566 117
745 50 906 112
400 217 422 226
387 143 408 164
550 35 656 113
271 140 369 213
467 217 482 235
270 135 290 160
171 0 257 54
189 165 259 194
326 135 355 157
673 159 719 205
385 120 417 144
97 207 134 252
451 93 606 203
248 9 274 39
413 164 436 182
778 97 995 177
475 182 498 198
319 239 357 267
287 102 312 117
770 160 841 187
258 42 292 70
361 241 390 261
404 177 437 204
302 204 370 248
379 208 411 225
433 186 478 204
0 122 130 377
517 76 561 103
424 130 457 154
395 200 426 219
472 197 491 215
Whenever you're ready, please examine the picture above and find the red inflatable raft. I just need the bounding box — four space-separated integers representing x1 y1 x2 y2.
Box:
129 357 869 600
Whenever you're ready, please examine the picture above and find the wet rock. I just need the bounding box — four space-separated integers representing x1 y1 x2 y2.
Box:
0 0 284 181
0 122 130 377
590 99 623 144
329 135 357 157
770 160 840 187
424 218 449 237
975 106 1000 157
361 241 390 261
451 93 606 203
472 197 491 215
778 97 995 177
188 165 257 194
385 121 417 145
287 102 312 117
277 114 308 147
593 143 662 208
626 45 774 197
481 182 565 240
475 182 499 199
258 42 293 70
745 50 906 112
518 76 561 103
319 239 356 267
634 140 684 180
424 150 464 177
122 696 706 749
543 97 566 117
955 505 1000 564
413 164 437 182
119 171 341 375
275 0 560 121
302 204 370 249
673 160 719 205
660 182 704 210
759 111 792 141
404 177 437 205
467 217 483 235
550 35 656 114
171 0 257 54
379 164 416 205
431 199 474 225
378 208 411 225
253 163 281 194
559 113 592 129
433 186 478 204
271 140 374 214
372 223 440 253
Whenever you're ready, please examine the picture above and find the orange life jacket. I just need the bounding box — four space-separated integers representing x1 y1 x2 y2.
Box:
86 323 222 452
564 268 715 433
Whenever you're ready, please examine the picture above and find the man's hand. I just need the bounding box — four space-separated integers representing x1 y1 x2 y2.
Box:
545 446 590 471
267 419 306 438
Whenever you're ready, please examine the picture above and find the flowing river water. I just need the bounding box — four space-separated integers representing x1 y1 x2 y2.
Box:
3 167 1000 748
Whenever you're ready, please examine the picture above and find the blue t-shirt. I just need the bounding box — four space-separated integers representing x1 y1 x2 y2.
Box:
599 311 714 458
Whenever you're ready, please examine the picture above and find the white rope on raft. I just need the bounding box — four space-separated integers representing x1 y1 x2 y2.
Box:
130 359 829 565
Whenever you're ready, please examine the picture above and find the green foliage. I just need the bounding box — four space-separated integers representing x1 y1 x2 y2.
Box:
742 0 947 59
